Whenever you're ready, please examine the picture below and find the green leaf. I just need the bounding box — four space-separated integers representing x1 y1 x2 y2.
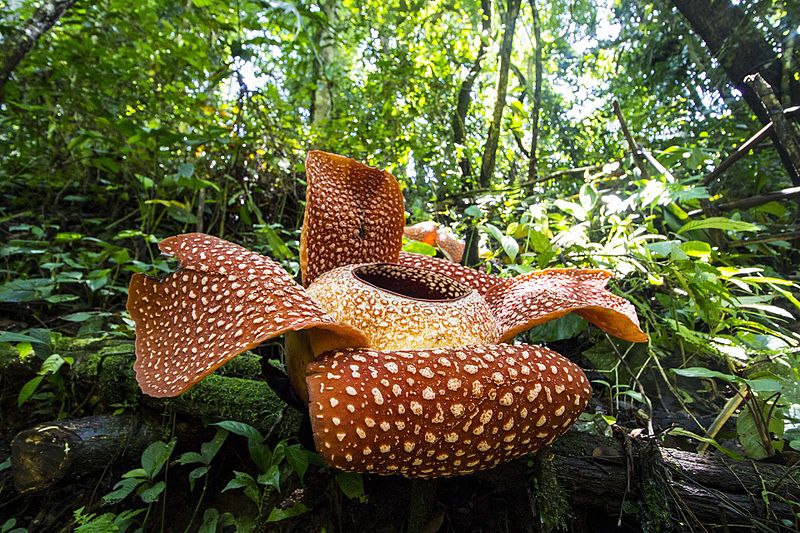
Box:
102 477 144 505
737 401 784 460
139 480 166 503
213 421 269 471
335 471 365 501
500 235 519 261
141 440 176 479
680 240 711 258
677 217 759 234
188 466 209 491
18 376 44 407
198 509 220 533
257 464 281 491
200 429 228 464
0 331 49 345
285 445 309 484
402 241 437 256
39 354 67 375
175 452 204 465
672 367 740 383
266 503 309 522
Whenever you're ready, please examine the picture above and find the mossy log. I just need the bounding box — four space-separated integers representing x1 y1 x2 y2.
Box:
542 430 800 530
10 415 159 493
0 336 300 438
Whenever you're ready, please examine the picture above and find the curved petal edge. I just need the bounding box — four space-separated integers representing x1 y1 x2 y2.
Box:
306 343 591 478
128 233 367 397
485 269 648 343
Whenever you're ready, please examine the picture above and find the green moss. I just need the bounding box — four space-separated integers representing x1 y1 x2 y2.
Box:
636 442 671 533
530 454 571 531
166 375 300 439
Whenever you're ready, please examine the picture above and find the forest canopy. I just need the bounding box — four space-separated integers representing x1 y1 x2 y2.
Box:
1 0 799 531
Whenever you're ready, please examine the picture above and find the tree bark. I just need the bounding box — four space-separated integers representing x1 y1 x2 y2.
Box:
525 0 543 182
0 0 78 95
311 0 337 125
671 0 800 184
453 0 492 185
478 0 522 188
483 429 800 529
11 415 160 493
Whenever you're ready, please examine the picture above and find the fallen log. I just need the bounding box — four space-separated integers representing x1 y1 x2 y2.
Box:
543 431 800 530
0 336 300 439
10 415 159 493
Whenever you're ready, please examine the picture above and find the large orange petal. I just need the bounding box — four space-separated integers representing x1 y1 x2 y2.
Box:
306 343 591 478
128 234 367 397
300 151 405 286
485 269 648 343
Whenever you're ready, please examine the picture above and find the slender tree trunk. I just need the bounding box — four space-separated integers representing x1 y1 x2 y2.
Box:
526 0 543 181
671 0 800 184
478 0 522 188
0 0 78 95
311 0 337 125
453 0 492 186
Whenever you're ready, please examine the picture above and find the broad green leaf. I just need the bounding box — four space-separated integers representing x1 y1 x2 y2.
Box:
402 241 437 256
18 376 44 407
285 444 309 484
335 471 365 501
266 503 309 522
680 240 711 258
141 440 176 479
677 217 759 234
188 466 209 490
102 477 144 505
139 480 166 503
737 402 784 459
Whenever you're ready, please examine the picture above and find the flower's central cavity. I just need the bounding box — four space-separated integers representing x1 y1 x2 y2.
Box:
352 263 471 301
306 263 499 351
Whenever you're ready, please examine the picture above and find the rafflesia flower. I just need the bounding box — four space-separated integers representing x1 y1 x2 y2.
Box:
128 151 647 479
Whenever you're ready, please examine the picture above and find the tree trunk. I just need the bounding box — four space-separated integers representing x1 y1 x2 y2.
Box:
526 0 543 182
671 0 800 184
478 0 522 189
453 0 492 186
311 0 337 125
0 0 78 95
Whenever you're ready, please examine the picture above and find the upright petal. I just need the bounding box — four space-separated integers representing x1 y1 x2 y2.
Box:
300 151 405 285
306 343 591 478
485 269 648 343
128 234 367 398
397 252 502 295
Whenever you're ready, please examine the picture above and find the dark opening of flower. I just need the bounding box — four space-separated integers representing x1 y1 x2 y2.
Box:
127 150 648 478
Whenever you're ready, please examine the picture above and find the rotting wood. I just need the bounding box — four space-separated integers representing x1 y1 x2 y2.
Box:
0 337 300 438
11 415 160 493
544 430 800 528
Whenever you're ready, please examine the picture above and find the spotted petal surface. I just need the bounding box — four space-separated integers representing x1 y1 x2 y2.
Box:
307 344 591 478
128 233 367 397
300 151 405 285
485 269 648 343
